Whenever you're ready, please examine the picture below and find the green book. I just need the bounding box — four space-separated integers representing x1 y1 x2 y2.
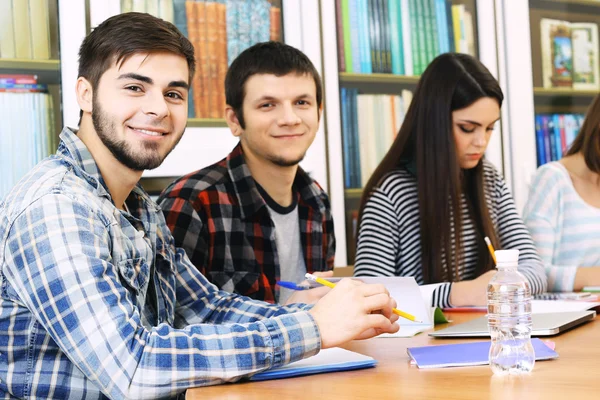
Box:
341 0 354 73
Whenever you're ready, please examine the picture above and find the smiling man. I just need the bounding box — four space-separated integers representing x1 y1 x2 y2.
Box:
158 42 335 305
0 14 400 399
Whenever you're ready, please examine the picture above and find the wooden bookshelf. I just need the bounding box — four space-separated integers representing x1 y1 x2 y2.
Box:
0 59 61 82
0 58 60 71
533 87 600 96
542 0 600 7
345 188 363 198
339 73 420 85
187 118 228 128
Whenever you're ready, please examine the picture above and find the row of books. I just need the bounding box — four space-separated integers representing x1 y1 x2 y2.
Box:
540 19 599 89
534 113 584 166
126 0 282 119
0 0 54 60
335 0 475 76
0 75 56 200
340 88 413 188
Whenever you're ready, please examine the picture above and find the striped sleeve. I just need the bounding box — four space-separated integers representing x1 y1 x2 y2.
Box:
494 175 548 294
523 165 578 292
354 188 401 277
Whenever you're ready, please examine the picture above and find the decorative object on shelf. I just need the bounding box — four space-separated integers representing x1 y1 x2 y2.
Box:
540 18 599 90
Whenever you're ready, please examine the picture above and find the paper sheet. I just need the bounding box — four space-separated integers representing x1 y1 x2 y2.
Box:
532 300 600 314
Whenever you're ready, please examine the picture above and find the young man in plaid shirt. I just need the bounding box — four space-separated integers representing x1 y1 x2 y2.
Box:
159 42 335 305
0 13 399 399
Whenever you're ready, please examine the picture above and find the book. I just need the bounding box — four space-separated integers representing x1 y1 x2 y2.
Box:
29 0 51 60
571 22 599 90
540 19 574 88
407 338 559 369
12 0 33 59
249 348 377 381
0 0 16 59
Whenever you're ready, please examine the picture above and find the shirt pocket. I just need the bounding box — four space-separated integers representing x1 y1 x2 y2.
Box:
117 257 150 294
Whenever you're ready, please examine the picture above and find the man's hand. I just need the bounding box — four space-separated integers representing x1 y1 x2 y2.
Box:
449 270 496 306
309 278 400 349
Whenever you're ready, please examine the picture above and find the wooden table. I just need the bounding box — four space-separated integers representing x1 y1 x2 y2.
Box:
187 312 600 399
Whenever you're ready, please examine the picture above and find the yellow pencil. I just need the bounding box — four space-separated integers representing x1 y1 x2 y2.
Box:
485 236 497 265
304 273 422 322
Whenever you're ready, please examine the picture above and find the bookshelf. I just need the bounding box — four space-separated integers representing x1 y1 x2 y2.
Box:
330 0 482 264
529 0 600 169
0 0 62 199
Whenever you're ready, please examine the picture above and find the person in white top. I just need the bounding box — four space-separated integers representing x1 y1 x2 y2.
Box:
523 93 600 291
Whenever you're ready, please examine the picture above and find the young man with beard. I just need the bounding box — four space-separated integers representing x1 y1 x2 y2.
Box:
158 42 334 305
0 13 399 399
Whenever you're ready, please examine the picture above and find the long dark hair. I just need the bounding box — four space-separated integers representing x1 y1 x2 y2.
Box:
566 92 600 172
357 53 503 284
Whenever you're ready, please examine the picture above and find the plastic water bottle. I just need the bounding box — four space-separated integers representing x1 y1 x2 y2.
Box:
487 249 535 375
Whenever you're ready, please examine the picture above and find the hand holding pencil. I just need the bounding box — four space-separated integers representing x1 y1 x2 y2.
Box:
307 275 400 349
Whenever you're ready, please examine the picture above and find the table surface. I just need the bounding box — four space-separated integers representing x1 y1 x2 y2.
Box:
186 311 600 400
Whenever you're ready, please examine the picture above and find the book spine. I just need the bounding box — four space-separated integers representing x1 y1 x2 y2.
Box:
269 6 281 41
13 0 32 59
341 0 354 73
534 114 546 166
359 0 373 73
349 0 362 73
388 0 404 75
335 0 346 72
158 0 175 22
400 0 413 75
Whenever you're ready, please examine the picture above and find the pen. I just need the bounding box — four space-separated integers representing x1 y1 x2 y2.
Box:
276 281 310 291
484 236 497 265
304 273 422 322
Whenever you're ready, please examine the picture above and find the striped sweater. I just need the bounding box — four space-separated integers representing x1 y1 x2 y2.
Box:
354 160 547 308
523 162 600 291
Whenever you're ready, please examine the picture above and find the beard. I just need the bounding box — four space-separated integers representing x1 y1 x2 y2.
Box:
92 99 183 171
269 153 306 167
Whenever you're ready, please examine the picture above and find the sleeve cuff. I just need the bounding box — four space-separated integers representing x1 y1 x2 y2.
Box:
432 283 452 309
261 311 321 369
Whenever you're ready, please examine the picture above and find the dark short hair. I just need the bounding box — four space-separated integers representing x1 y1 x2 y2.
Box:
78 12 195 120
225 41 322 128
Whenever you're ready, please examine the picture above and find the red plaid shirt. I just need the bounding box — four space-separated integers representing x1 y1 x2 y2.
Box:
157 144 335 303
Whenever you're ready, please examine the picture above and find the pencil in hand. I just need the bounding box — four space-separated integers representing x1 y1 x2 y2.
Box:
485 236 497 265
305 273 422 323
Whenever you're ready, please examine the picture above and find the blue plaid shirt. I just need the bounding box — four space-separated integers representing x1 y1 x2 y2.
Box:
0 128 321 399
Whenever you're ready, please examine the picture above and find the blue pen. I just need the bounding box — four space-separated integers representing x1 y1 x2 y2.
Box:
276 281 310 291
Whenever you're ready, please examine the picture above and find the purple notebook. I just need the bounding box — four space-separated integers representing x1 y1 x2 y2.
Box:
407 338 558 369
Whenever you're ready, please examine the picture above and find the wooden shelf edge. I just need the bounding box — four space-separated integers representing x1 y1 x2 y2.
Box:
345 188 364 198
187 118 228 128
339 72 420 84
541 0 600 7
534 87 599 96
0 58 60 71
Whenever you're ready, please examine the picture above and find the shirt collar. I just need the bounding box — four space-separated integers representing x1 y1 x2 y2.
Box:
56 127 159 212
225 142 325 220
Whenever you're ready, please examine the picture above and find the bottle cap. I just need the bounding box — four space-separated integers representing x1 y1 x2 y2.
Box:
494 249 519 267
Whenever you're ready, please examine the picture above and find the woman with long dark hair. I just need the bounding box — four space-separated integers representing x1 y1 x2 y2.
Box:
524 93 600 292
354 53 547 308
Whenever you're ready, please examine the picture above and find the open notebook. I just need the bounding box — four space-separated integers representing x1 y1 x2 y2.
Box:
250 348 376 381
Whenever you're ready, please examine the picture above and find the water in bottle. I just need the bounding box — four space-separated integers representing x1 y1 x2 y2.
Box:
487 249 535 375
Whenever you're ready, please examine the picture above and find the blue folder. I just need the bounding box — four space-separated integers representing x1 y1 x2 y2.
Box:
408 338 559 369
250 348 377 381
